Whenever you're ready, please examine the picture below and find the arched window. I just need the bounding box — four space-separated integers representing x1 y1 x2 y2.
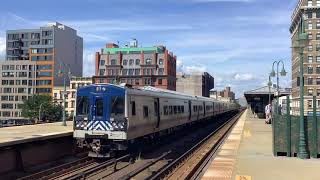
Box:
135 59 140 65
111 59 117 65
146 58 152 65
129 59 134 66
159 58 164 65
123 59 128 65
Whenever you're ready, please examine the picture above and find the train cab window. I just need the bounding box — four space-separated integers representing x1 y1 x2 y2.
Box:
111 96 124 116
77 96 89 115
143 106 149 117
132 101 136 116
96 99 104 117
164 106 168 115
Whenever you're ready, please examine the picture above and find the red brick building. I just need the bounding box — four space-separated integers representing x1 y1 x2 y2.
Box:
93 40 176 90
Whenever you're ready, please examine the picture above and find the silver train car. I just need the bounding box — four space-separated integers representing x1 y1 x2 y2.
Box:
73 84 238 157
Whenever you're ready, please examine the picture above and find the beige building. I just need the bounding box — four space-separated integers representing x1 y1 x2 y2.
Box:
210 87 235 102
176 72 214 97
290 0 320 115
53 77 92 117
0 60 36 121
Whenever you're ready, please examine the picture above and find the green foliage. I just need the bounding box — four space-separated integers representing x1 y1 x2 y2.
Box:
21 94 63 122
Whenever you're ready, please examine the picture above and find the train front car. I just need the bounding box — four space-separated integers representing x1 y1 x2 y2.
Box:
73 84 127 157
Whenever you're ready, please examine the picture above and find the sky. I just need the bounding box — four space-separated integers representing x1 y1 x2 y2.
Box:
0 0 298 97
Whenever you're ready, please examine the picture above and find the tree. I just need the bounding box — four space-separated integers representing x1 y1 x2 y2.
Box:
21 94 63 122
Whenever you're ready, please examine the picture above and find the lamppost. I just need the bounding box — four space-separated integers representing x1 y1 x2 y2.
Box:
38 102 47 123
292 14 309 159
58 62 72 126
270 60 287 114
267 75 272 105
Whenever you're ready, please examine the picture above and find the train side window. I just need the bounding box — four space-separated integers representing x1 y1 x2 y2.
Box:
164 106 168 115
169 106 173 114
143 106 148 118
182 106 184 113
132 101 136 116
174 106 177 114
177 106 181 114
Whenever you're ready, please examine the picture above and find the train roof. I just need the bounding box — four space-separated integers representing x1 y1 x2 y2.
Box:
78 83 232 104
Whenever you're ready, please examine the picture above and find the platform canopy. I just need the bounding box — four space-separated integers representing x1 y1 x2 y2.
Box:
244 85 291 118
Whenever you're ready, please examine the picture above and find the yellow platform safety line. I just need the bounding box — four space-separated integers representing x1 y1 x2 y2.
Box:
236 175 252 180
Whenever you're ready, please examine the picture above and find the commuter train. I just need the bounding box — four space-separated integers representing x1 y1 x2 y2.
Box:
73 84 238 157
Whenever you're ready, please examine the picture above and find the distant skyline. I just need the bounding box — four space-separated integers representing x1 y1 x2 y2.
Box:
0 0 298 97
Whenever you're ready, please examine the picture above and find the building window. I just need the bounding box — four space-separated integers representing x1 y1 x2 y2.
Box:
308 34 313 39
135 59 140 65
317 67 320 74
317 78 320 85
308 23 313 30
110 59 117 65
135 79 140 85
317 44 320 51
128 69 134 75
317 0 320 6
308 56 313 63
308 0 313 7
129 59 134 66
308 45 313 51
317 89 320 96
308 89 313 96
145 58 152 65
308 66 313 74
159 68 164 75
134 69 140 75
122 69 128 75
100 60 105 66
307 10 313 18
317 23 320 29
159 59 164 65
99 69 105 76
308 77 313 85
158 79 162 85
123 59 128 65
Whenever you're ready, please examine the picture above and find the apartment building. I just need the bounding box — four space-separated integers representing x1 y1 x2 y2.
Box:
94 39 177 90
176 72 214 97
290 0 320 115
53 77 92 117
6 22 83 94
0 60 36 121
210 86 235 102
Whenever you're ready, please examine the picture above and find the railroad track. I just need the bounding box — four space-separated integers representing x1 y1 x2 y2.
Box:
148 109 245 180
18 110 242 180
86 110 243 180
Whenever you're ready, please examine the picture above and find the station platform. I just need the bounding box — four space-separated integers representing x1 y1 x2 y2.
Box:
202 109 320 180
0 121 73 148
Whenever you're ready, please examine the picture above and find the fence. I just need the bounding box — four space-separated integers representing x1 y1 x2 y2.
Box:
273 96 319 158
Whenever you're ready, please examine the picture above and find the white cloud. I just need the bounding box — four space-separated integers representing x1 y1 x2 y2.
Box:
83 50 96 77
0 37 5 60
233 73 255 81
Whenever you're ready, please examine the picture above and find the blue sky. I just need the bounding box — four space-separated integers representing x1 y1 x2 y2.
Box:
0 0 298 97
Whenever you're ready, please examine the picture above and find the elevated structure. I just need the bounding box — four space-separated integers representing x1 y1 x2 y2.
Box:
94 39 176 91
176 72 214 97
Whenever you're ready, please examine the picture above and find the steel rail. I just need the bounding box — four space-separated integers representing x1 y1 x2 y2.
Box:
146 110 244 180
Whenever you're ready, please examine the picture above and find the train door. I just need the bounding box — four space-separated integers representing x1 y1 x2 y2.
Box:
154 98 160 128
203 102 206 117
188 101 192 120
89 94 109 131
212 102 215 116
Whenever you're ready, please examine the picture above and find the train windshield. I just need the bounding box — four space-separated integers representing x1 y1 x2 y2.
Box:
111 96 124 116
77 96 89 116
